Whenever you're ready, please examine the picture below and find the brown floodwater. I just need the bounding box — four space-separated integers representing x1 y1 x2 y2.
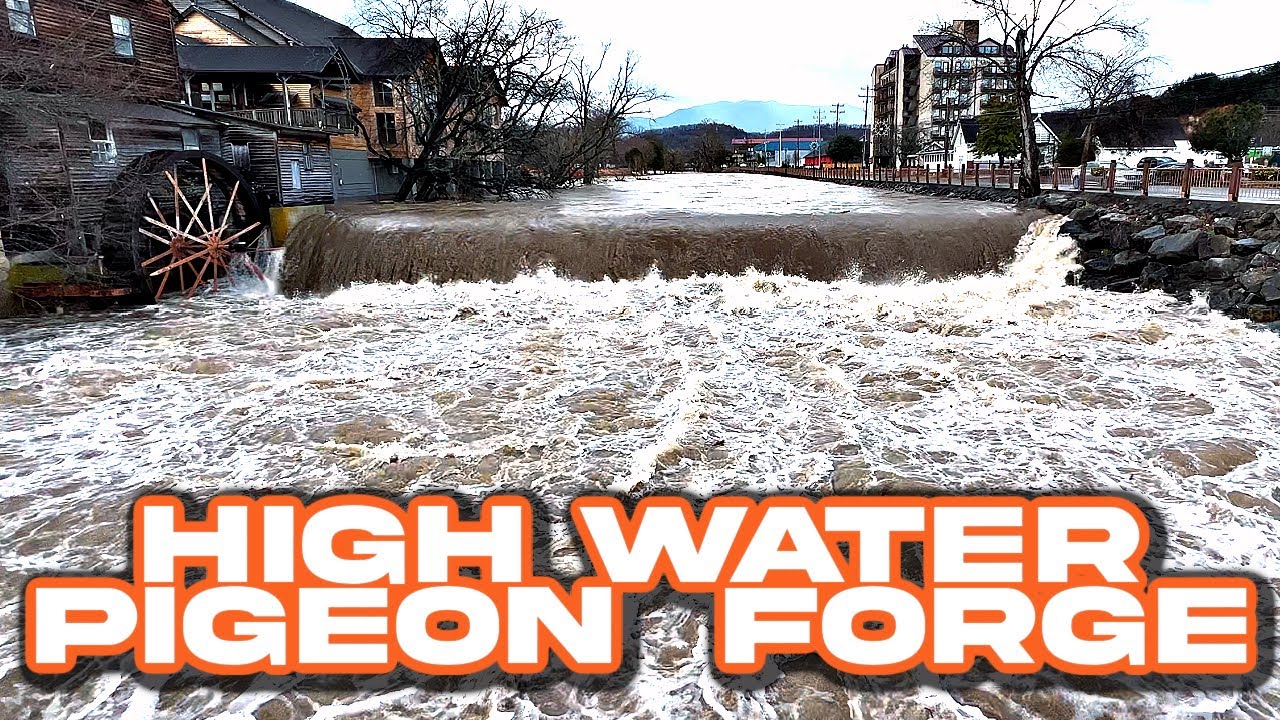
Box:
2 174 1279 720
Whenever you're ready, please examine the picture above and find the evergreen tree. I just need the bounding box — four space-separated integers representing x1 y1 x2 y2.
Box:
975 101 1023 165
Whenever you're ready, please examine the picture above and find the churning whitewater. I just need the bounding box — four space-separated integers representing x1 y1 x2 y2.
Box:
2 175 1280 720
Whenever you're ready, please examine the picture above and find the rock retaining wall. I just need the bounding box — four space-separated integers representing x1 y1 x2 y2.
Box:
1022 193 1280 323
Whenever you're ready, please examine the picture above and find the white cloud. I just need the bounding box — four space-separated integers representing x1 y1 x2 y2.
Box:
300 0 1279 120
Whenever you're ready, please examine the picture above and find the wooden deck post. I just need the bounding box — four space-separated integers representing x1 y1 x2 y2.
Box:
1230 162 1243 202
1107 160 1117 193
1182 159 1193 199
1052 165 1059 190
1141 165 1150 196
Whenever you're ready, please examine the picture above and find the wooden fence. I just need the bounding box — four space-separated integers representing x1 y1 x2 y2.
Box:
738 161 1280 203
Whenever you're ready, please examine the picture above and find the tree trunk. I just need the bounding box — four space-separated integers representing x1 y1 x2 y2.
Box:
1080 119 1097 166
1015 30 1041 197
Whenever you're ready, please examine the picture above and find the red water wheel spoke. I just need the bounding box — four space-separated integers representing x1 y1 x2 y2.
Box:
139 159 254 301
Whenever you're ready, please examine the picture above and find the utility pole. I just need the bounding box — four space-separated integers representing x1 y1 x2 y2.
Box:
859 86 873 167
795 117 803 166
831 102 844 136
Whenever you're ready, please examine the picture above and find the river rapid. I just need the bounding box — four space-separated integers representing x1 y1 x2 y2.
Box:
2 174 1280 719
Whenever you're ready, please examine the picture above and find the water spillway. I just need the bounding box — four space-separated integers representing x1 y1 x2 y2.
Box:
3 174 1280 719
282 174 1046 293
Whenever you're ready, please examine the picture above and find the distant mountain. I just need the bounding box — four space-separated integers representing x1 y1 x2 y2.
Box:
644 101 861 133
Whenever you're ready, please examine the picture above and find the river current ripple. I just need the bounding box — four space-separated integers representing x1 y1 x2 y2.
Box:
2 176 1280 719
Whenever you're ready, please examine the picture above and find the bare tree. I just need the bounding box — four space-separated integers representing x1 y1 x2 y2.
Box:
1055 44 1158 164
1 5 147 256
933 1 1145 195
691 122 729 172
562 47 664 185
352 0 660 198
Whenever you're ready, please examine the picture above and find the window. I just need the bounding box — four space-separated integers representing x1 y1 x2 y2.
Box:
6 0 35 36
373 80 394 108
89 121 117 165
941 43 960 55
290 160 302 190
376 112 397 145
230 143 251 171
979 45 1000 55
302 142 313 170
110 15 134 57
181 128 200 150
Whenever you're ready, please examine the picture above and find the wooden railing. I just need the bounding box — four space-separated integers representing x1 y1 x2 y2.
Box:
224 108 356 132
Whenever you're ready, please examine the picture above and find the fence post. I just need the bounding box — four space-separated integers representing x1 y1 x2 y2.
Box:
1079 161 1087 193
961 163 966 186
1230 162 1242 203
1141 165 1150 196
1182 159 1193 200
1052 165 1059 190
1107 160 1117 194
1009 164 1015 189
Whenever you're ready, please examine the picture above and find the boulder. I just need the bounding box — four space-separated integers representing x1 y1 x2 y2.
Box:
1059 220 1087 236
1197 233 1233 259
1074 231 1108 250
1164 214 1201 231
1260 211 1277 227
1250 253 1280 269
1133 225 1168 242
1139 262 1171 290
1083 256 1114 273
1209 287 1248 311
1149 230 1205 262
1239 269 1277 293
1264 242 1280 259
1248 305 1280 322
1256 229 1280 243
1203 257 1246 280
1262 274 1280 303
1069 206 1100 226
1232 237 1267 255
1042 194 1081 214
1112 250 1149 271
1213 217 1239 237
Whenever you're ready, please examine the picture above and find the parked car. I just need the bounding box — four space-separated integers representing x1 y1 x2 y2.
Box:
1071 162 1142 190
1135 156 1177 170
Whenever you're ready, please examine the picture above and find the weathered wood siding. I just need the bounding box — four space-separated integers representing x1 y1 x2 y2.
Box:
277 137 334 206
0 114 76 254
61 119 193 241
221 125 281 205
174 11 249 46
325 82 414 159
12 0 182 103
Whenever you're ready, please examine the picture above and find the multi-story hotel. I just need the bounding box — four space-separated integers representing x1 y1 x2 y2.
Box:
869 20 1015 167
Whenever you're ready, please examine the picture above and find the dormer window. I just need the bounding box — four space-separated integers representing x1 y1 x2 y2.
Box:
941 43 961 55
6 0 36 36
979 45 1000 55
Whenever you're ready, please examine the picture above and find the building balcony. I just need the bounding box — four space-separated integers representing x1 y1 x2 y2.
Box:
224 107 356 133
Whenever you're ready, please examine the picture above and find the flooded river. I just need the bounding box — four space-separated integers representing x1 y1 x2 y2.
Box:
2 174 1280 719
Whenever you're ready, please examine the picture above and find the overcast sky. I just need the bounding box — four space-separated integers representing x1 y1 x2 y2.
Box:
298 0 1278 120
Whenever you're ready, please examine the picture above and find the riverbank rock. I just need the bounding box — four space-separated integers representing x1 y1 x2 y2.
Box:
1150 231 1204 261
1024 195 1280 322
0 234 10 318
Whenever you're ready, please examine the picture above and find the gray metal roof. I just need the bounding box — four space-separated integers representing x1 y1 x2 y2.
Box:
178 45 339 74
223 0 360 45
331 37 438 77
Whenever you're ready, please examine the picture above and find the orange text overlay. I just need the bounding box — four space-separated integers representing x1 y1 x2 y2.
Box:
25 495 1256 676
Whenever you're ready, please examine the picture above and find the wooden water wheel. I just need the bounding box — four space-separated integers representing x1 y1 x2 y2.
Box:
100 150 268 301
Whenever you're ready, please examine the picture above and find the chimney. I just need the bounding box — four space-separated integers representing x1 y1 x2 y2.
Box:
952 19 979 45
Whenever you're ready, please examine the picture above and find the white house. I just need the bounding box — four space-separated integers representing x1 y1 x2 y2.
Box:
1035 112 1225 167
